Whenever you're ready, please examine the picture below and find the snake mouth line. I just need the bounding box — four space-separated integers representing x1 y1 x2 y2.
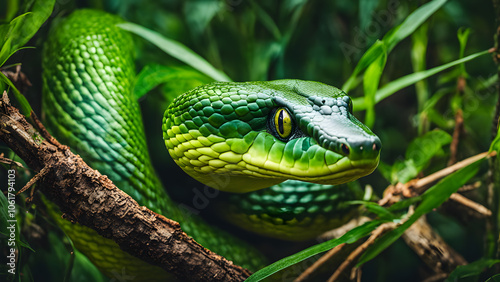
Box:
191 154 380 188
284 156 380 184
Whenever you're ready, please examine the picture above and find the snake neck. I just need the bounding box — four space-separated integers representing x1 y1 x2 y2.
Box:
43 9 175 216
42 9 265 272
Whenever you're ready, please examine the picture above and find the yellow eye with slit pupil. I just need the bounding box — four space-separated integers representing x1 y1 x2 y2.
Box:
274 108 292 138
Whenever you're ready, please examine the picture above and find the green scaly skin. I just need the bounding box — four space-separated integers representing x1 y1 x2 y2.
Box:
42 9 381 280
163 80 381 193
42 10 265 279
219 180 363 241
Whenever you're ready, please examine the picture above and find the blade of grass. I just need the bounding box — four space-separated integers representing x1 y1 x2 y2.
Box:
362 42 387 127
352 49 490 111
245 220 386 282
347 201 396 221
343 0 448 93
383 0 447 52
457 27 471 76
342 40 386 93
134 64 212 100
118 22 232 82
411 23 430 134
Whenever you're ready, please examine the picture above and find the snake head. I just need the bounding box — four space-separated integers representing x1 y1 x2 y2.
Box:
163 79 381 192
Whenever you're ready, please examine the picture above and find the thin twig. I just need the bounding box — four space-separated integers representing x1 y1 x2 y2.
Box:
449 193 492 217
293 243 347 282
379 151 494 206
0 155 24 168
457 181 481 192
16 165 49 200
406 151 493 195
448 108 464 166
327 222 396 282
350 267 361 282
319 216 372 241
1 65 32 93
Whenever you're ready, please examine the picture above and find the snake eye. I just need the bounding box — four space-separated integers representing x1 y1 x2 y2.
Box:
273 108 293 139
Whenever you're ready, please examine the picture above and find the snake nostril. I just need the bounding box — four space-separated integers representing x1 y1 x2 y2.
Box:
341 143 350 155
372 142 380 151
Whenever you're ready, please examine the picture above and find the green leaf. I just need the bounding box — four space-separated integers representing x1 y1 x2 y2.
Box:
393 129 452 183
342 40 386 92
347 201 396 221
71 250 107 282
0 13 29 66
0 71 32 116
422 87 451 113
446 259 500 281
382 0 447 52
426 107 455 129
490 123 500 153
362 42 387 127
457 27 471 60
1 0 19 22
406 129 451 168
0 0 55 67
246 220 385 282
456 27 471 77
387 196 423 212
358 154 486 265
134 64 212 100
391 159 419 184
353 50 490 111
118 22 232 82
343 0 448 93
411 23 429 134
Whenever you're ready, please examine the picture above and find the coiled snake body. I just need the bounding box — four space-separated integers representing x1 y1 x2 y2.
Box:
42 9 381 280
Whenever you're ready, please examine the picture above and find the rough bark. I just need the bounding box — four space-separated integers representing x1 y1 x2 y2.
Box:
402 216 467 275
0 92 251 281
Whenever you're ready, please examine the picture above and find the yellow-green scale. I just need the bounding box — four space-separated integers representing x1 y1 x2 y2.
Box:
42 9 265 279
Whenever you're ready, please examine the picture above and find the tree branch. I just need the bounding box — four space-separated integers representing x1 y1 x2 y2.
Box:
0 92 251 281
402 216 467 274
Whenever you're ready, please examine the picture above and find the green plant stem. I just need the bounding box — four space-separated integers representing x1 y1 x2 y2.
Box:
412 23 429 135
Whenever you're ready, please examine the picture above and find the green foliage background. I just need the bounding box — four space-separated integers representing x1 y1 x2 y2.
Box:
1 0 500 281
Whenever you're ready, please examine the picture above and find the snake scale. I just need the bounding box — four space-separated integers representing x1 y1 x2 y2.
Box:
41 9 381 280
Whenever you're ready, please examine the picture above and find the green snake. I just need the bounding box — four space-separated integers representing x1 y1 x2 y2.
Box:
41 9 381 280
